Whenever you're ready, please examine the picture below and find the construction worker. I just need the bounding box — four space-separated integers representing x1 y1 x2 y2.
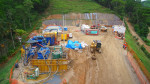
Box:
123 42 127 49
21 48 25 57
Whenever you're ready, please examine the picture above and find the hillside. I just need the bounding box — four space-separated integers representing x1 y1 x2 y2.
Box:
47 0 113 14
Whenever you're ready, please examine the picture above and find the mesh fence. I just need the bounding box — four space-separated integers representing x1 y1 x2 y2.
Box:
43 13 123 26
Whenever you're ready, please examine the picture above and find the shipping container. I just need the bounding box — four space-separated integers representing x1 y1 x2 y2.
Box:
85 29 99 35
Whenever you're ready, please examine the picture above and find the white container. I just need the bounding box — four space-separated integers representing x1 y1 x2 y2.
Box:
69 33 73 38
35 68 39 77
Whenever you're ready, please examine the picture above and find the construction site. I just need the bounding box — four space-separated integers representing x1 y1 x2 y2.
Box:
10 13 149 84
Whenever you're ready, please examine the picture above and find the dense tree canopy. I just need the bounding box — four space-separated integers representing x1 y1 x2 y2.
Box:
0 0 49 62
95 0 150 38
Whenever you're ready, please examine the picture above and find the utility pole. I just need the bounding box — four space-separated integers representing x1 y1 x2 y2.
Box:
63 14 65 45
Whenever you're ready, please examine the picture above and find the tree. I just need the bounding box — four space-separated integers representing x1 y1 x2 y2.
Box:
111 0 125 16
23 0 33 27
15 5 27 30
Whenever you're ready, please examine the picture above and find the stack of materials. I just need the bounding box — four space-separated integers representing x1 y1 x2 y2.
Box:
113 25 126 33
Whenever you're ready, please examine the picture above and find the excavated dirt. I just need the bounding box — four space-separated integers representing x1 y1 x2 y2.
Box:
61 26 136 84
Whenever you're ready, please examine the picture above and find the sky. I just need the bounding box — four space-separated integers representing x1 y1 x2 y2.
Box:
141 0 147 1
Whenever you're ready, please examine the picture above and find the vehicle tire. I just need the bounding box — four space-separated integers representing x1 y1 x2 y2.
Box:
91 48 93 53
99 49 101 53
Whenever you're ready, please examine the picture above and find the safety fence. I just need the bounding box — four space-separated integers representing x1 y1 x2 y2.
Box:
47 13 121 21
127 44 150 84
42 19 123 26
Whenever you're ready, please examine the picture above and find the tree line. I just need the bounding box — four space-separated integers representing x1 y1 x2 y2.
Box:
94 0 150 39
0 0 49 62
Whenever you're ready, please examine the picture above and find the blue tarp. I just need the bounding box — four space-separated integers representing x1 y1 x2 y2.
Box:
66 40 82 49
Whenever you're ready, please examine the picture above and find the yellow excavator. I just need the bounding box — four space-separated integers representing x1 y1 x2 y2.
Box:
90 40 101 60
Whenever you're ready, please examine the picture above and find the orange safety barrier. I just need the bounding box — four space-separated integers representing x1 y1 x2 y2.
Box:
126 44 150 83
9 60 18 84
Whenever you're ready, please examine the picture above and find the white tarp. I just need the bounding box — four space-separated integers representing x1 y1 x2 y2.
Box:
113 25 126 33
81 24 90 32
81 41 88 48
42 26 62 34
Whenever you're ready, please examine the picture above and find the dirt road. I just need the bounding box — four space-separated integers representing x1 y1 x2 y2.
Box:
125 18 150 52
61 26 139 84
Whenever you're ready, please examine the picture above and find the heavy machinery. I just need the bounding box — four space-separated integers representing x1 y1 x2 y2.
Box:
117 33 124 40
91 25 98 29
24 47 37 66
25 67 39 79
100 26 107 32
90 40 102 60
37 47 50 59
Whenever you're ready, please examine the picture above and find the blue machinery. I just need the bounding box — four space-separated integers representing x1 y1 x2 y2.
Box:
24 36 51 65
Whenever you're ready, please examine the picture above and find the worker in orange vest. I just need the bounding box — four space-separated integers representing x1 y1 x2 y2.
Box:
123 42 127 49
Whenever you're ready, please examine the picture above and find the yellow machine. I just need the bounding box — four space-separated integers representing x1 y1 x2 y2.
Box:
21 48 25 57
90 40 101 60
43 32 57 38
61 34 68 41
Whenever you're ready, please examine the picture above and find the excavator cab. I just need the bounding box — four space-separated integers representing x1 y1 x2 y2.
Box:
90 40 102 60
90 40 101 53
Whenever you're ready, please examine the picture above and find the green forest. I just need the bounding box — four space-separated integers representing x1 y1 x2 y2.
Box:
0 0 49 63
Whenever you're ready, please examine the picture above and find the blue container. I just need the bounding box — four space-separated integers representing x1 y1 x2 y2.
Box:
64 27 68 31
45 37 55 46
